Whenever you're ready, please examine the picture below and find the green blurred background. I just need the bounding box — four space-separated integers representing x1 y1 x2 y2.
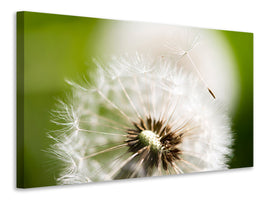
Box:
17 12 253 188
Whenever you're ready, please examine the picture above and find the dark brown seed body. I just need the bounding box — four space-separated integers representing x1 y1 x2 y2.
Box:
116 117 183 178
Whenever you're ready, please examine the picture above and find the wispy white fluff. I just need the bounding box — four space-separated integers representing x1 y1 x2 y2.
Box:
49 49 233 184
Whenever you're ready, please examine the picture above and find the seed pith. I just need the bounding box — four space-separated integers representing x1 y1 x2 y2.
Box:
123 117 184 177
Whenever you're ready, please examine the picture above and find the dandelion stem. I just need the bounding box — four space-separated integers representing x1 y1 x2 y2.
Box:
186 53 216 99
109 153 138 178
158 95 180 135
110 146 147 178
130 146 150 178
180 158 201 171
181 151 212 165
81 143 128 160
96 89 133 123
93 151 128 181
150 79 156 118
79 120 126 131
159 92 173 122
157 152 162 176
172 162 184 174
133 76 148 117
144 72 152 118
82 110 129 129
172 123 199 138
185 137 215 149
118 77 142 119
78 128 127 137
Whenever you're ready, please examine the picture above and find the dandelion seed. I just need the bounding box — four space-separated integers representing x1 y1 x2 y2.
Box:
49 51 232 185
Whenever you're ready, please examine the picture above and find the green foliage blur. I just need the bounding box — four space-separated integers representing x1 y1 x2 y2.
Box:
17 12 253 188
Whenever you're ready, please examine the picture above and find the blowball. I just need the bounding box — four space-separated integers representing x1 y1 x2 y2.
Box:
49 52 232 184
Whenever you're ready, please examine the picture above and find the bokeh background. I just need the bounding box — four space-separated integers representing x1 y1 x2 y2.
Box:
17 11 253 188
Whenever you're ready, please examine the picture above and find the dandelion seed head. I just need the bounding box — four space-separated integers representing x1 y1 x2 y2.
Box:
49 49 233 184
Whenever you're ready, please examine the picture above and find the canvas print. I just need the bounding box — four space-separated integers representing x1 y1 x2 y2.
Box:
17 11 253 188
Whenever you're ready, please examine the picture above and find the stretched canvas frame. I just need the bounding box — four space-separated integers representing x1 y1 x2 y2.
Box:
17 11 253 188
